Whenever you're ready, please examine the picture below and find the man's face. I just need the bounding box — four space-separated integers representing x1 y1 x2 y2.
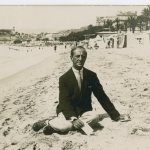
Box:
71 48 87 70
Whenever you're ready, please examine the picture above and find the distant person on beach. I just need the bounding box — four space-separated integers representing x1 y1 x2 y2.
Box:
54 45 57 52
117 37 119 48
32 46 129 135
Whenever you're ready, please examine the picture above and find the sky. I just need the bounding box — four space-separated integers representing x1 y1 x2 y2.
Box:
0 5 147 33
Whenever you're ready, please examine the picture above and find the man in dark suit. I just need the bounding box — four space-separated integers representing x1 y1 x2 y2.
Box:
33 46 127 134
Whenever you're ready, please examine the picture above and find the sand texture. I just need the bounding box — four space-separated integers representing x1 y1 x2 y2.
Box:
0 45 150 150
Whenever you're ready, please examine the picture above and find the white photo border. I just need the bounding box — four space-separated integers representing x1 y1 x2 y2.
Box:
0 0 150 5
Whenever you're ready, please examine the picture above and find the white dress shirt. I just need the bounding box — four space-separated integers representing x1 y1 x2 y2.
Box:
72 67 83 80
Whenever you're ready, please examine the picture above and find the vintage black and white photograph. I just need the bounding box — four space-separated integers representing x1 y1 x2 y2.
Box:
0 5 150 150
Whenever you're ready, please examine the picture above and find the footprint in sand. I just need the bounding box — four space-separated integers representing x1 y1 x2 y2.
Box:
3 126 13 137
20 142 52 150
131 127 150 136
2 118 11 126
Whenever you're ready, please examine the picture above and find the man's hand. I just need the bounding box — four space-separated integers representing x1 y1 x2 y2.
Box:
118 114 131 122
72 119 84 129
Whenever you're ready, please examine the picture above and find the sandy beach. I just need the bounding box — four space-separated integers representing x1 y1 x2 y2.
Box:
0 45 150 150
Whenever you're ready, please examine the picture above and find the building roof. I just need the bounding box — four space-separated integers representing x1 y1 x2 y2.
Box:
117 11 137 16
97 31 117 34
0 29 13 35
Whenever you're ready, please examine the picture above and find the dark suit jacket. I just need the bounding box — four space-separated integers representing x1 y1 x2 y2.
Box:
56 67 120 121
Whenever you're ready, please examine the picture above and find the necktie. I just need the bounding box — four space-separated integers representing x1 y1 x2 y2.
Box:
77 70 82 90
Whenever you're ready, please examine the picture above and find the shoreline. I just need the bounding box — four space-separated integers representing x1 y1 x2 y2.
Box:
0 45 68 81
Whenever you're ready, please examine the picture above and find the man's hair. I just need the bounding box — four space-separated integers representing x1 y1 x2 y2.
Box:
71 46 87 57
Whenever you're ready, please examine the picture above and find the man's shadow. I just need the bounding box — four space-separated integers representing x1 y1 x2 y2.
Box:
90 122 104 132
78 123 104 135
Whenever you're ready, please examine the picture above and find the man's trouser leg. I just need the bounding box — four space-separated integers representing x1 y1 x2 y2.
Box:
79 111 102 126
48 111 102 133
48 113 73 133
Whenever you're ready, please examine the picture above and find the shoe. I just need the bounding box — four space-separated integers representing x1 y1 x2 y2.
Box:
32 119 48 132
43 125 56 135
43 125 68 135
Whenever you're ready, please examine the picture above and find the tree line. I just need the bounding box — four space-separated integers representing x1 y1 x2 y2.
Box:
60 6 150 42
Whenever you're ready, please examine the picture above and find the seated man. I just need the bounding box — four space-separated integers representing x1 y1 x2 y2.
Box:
33 46 128 135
